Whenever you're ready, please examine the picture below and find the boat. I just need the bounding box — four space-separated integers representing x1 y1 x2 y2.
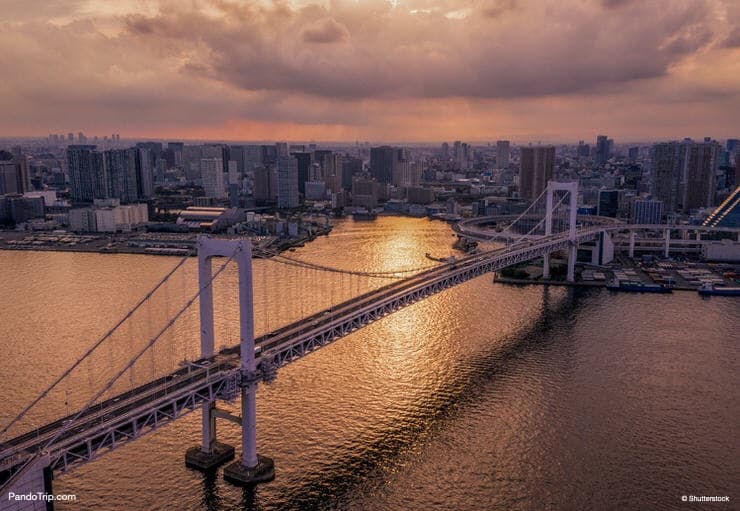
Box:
606 279 672 293
425 253 457 264
697 282 740 296
453 236 478 253
352 208 377 220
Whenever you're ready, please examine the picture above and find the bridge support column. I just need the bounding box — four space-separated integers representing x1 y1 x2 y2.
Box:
543 183 554 280
224 237 274 486
1 453 53 511
567 242 577 283
628 231 635 258
185 401 235 471
664 229 670 258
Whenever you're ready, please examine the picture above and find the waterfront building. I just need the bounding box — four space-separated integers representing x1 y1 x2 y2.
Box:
67 145 106 202
651 139 720 213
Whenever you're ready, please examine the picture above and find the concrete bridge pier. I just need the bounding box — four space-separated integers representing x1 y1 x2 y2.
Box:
543 253 551 279
185 401 235 471
628 231 635 258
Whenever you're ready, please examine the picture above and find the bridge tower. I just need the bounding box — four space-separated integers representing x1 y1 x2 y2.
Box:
185 236 274 485
542 181 578 282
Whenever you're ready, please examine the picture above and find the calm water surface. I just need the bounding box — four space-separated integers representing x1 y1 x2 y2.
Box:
0 216 737 510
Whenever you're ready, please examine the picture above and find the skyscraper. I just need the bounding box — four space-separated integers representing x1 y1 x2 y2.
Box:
136 148 155 198
341 156 363 191
291 152 312 195
628 146 639 163
496 140 510 168
595 135 609 164
682 140 719 210
651 142 683 213
369 146 396 184
277 156 299 208
519 146 554 200
651 139 719 212
0 161 19 195
200 158 226 198
104 149 139 203
67 145 106 202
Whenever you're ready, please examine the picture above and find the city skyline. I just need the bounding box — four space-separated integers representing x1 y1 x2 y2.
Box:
1 0 739 142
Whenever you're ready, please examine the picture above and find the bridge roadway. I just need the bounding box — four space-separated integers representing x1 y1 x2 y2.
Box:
455 216 740 241
4 223 722 480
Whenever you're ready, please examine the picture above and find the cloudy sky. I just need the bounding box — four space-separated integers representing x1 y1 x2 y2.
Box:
1 0 738 142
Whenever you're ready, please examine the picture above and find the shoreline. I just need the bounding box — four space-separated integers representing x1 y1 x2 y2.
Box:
493 276 699 292
0 227 331 258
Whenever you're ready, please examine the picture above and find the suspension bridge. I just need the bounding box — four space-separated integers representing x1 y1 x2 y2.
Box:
1 181 737 509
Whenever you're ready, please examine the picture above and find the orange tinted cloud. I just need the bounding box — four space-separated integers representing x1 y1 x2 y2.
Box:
0 0 738 141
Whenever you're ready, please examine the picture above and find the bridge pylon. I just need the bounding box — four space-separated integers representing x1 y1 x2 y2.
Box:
542 181 578 282
185 236 274 485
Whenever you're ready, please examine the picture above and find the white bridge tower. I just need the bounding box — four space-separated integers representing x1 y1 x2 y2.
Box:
184 236 274 485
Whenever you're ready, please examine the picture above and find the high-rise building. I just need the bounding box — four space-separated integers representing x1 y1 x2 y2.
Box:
182 145 203 182
277 156 299 208
0 161 19 195
253 166 276 203
275 142 289 158
628 146 639 163
341 156 363 191
651 142 683 212
682 140 719 210
103 149 138 203
519 146 554 200
137 148 155 198
67 145 106 202
291 152 312 195
727 139 739 155
597 189 621 218
496 140 510 168
261 145 278 166
370 146 396 184
200 158 226 198
595 135 609 165
651 139 719 213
